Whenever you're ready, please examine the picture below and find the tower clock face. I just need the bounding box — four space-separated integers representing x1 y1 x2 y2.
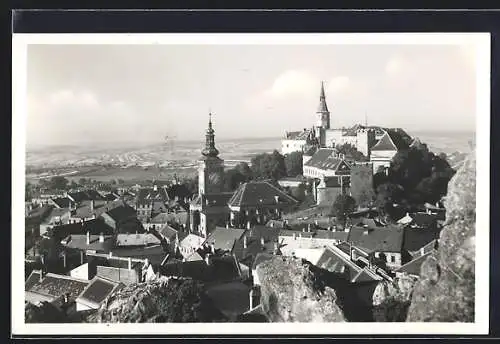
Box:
208 172 221 185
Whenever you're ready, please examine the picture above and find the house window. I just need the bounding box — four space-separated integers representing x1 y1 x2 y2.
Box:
390 255 395 263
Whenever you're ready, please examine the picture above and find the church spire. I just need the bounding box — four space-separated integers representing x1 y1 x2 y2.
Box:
201 112 219 158
317 81 329 113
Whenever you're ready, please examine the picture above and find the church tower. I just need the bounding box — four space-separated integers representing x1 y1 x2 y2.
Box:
198 112 225 195
316 81 330 129
315 81 330 147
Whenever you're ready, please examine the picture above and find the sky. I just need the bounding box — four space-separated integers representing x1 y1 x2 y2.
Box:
26 42 477 147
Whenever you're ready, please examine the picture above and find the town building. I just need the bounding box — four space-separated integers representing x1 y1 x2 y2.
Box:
228 181 299 228
369 129 411 173
74 276 123 311
281 128 317 155
189 113 234 237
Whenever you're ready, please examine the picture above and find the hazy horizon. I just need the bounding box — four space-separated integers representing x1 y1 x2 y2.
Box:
27 42 477 147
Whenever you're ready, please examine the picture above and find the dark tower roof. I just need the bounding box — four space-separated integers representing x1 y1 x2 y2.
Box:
201 112 220 158
317 81 329 113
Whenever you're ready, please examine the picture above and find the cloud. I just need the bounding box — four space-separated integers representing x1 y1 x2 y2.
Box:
264 70 318 98
27 89 144 145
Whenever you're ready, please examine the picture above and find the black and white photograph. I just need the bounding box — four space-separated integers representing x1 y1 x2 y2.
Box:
12 32 490 335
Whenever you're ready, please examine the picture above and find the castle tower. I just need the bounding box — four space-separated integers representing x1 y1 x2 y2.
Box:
316 81 330 130
315 81 330 147
198 113 225 195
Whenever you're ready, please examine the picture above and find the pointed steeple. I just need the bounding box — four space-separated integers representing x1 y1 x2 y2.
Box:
201 112 220 157
317 81 329 113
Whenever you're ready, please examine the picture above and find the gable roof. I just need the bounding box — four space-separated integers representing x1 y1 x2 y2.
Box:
115 233 161 247
228 181 298 208
75 276 122 309
110 245 168 266
403 227 441 253
159 224 178 241
371 129 411 152
304 148 352 172
347 226 405 253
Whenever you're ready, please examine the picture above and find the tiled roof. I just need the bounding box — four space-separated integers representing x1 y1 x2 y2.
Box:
110 245 168 266
285 129 312 140
52 218 115 238
403 227 441 253
228 181 298 208
76 276 122 309
103 204 137 223
136 186 170 204
64 234 115 253
41 207 71 225
116 233 161 247
304 148 352 172
371 129 411 152
67 191 89 203
51 197 71 208
150 212 170 224
396 251 435 276
159 256 241 283
318 176 350 188
251 252 276 270
202 193 234 209
205 227 247 253
25 271 89 302
180 234 205 251
411 212 438 228
159 224 178 241
347 226 404 253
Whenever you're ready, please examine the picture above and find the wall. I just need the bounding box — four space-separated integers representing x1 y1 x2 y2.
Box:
70 263 90 280
281 139 307 155
316 186 343 206
76 301 93 312
370 150 397 173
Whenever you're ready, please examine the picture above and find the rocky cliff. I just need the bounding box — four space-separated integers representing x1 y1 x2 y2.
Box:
407 148 476 322
87 276 227 323
256 256 346 322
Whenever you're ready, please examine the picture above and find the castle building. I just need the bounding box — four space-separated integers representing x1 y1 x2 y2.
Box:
281 81 378 159
189 113 233 238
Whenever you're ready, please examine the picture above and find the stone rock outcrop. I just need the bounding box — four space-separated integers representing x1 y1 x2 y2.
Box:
88 277 227 323
407 148 476 322
372 274 418 322
25 301 67 323
257 256 346 322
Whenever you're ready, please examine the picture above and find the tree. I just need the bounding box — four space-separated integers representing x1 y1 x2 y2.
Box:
331 194 357 228
235 162 253 180
47 176 69 190
78 178 87 186
250 150 287 181
284 151 303 177
25 182 32 201
374 183 405 221
117 179 125 185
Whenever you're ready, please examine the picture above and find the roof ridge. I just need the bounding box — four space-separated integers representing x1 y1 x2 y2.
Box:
45 272 90 284
263 181 298 203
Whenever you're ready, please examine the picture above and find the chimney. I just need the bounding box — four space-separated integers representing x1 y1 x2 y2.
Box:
86 231 90 245
210 243 215 254
90 200 95 212
99 232 104 243
246 221 251 230
308 223 312 232
243 235 248 249
226 222 230 229
205 253 211 266
293 233 296 240
80 250 84 265
260 237 265 247
274 196 279 204
39 269 44 283
128 257 132 270
40 254 45 266
153 185 158 192
420 247 425 256
109 251 113 258
62 252 67 268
